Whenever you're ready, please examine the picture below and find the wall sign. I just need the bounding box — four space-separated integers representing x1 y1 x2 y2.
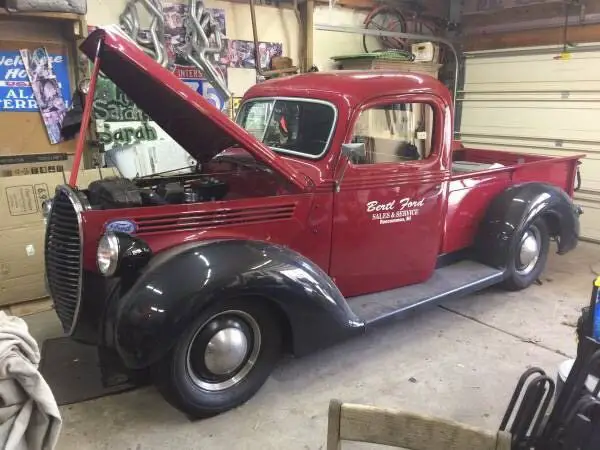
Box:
183 78 226 111
0 51 70 112
93 76 160 151
93 75 197 178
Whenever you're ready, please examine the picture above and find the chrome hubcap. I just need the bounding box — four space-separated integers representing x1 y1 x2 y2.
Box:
186 310 261 392
516 227 541 275
204 328 248 375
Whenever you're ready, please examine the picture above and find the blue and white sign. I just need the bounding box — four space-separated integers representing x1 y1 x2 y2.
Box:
183 78 226 112
0 51 71 112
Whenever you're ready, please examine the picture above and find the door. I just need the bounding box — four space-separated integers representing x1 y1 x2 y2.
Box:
460 45 600 242
329 95 449 297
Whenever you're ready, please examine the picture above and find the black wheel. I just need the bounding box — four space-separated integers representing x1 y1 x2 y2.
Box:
154 299 282 419
501 218 550 291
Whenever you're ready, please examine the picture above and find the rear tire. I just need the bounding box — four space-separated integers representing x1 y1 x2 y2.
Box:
501 218 550 291
154 299 282 419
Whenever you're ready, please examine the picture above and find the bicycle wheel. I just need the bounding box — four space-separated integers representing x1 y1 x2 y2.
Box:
363 5 407 53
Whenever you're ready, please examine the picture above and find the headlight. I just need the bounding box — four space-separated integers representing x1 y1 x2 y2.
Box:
97 232 120 276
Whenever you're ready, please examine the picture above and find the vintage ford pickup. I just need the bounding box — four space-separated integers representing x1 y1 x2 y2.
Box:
44 27 583 418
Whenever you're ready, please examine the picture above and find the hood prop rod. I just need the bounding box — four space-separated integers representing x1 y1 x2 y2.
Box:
69 41 103 188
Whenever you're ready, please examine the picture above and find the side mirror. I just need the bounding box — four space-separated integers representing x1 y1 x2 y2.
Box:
341 143 366 162
336 143 366 193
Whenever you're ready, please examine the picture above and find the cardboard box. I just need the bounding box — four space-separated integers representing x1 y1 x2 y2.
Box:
0 168 117 229
0 224 47 306
0 171 64 229
0 159 73 178
0 153 73 178
0 168 118 306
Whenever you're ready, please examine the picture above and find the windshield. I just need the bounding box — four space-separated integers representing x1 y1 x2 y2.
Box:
236 98 336 159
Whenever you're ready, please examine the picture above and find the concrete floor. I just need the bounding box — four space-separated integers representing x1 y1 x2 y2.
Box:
26 242 598 450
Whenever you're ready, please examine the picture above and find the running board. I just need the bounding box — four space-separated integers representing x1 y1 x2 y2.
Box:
348 260 505 326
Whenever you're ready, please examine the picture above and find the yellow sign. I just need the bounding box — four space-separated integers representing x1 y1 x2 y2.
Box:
229 97 242 120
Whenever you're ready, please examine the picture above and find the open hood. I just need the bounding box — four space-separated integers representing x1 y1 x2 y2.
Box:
80 26 309 190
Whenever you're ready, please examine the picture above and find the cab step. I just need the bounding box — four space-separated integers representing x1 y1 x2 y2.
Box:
349 260 505 326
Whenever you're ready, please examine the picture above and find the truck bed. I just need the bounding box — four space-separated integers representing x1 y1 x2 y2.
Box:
442 146 582 255
452 147 579 187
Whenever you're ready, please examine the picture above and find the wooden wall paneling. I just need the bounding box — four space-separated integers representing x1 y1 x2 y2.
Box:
460 0 600 51
463 23 600 51
462 1 569 29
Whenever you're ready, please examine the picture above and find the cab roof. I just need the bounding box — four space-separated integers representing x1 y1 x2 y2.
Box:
244 71 454 108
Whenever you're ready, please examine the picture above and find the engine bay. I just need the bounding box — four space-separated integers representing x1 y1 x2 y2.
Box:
86 176 230 209
83 155 288 210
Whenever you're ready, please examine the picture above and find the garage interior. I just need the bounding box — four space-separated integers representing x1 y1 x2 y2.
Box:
1 0 600 449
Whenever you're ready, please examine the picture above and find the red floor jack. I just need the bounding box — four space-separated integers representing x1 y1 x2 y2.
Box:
500 278 600 449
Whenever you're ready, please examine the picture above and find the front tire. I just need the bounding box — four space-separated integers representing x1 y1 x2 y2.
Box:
154 299 282 419
501 218 550 291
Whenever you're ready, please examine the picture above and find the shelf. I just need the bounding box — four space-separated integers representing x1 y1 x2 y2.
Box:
0 8 82 21
300 0 375 10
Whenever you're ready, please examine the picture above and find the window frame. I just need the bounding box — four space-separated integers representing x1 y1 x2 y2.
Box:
235 96 338 160
344 95 442 169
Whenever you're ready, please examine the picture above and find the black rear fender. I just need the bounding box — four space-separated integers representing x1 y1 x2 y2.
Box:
114 240 362 370
475 182 580 269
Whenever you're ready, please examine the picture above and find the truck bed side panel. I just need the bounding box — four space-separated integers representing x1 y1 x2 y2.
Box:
511 159 577 197
454 148 579 196
443 152 579 254
443 173 512 254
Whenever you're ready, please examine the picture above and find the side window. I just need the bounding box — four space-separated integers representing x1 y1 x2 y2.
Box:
350 103 435 165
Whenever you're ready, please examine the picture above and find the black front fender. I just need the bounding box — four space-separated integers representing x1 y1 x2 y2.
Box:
475 182 580 269
114 240 363 370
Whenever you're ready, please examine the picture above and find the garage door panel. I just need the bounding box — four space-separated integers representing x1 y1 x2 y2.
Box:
464 54 600 85
575 197 600 243
461 105 600 142
462 81 600 93
462 45 600 240
462 92 600 101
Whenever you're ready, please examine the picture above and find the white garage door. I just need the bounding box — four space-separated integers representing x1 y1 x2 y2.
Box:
459 43 600 242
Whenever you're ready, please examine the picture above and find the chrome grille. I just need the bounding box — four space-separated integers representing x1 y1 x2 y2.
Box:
45 187 84 334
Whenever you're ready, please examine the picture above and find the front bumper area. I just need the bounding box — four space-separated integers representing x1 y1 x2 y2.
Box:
69 271 122 346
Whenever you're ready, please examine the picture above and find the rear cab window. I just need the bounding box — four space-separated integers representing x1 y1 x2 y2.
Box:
350 102 435 165
236 98 337 159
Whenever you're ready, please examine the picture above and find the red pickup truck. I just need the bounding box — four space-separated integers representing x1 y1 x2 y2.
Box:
44 27 583 418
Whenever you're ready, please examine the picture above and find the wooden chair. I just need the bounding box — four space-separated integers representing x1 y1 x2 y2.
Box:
327 399 511 450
